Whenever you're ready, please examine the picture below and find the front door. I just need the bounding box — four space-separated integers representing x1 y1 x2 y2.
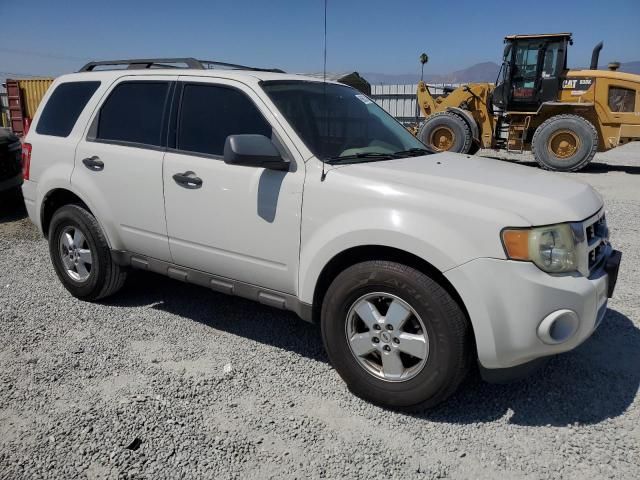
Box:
509 41 542 109
73 76 175 261
163 78 305 294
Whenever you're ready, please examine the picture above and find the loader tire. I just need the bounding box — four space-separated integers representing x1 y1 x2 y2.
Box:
531 114 598 172
418 112 473 154
467 142 481 155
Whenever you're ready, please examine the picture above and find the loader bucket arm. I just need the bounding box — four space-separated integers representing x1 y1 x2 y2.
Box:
417 81 437 117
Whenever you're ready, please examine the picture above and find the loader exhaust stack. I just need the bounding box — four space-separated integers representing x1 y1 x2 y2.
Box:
590 42 603 70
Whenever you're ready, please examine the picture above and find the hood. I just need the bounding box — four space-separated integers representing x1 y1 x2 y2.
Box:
330 153 603 225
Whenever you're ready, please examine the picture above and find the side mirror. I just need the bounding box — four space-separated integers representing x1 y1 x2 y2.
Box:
223 134 289 171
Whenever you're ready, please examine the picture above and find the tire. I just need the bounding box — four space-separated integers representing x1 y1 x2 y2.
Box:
418 111 473 154
321 261 471 411
467 142 480 155
48 204 127 301
531 114 598 172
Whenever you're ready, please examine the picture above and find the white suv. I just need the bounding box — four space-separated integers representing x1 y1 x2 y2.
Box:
22 58 621 410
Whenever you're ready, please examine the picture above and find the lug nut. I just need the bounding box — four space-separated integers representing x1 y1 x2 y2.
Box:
372 337 380 343
383 345 391 352
393 338 400 344
386 324 393 331
373 324 381 330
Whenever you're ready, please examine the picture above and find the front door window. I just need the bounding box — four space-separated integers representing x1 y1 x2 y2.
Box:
512 43 540 102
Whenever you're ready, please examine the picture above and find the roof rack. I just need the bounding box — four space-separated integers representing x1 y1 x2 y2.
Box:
78 57 285 73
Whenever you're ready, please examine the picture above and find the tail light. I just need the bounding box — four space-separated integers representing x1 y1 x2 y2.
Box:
22 143 32 180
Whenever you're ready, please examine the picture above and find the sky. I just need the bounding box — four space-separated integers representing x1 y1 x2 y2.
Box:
1 0 639 81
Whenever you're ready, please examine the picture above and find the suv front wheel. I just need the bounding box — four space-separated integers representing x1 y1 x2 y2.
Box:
49 205 127 300
321 260 471 411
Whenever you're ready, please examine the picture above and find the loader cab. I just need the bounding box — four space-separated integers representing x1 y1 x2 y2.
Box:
493 33 571 112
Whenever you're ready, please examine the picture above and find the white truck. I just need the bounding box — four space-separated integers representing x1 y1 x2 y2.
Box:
21 58 621 410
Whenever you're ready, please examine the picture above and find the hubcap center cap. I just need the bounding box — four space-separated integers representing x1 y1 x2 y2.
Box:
380 331 392 343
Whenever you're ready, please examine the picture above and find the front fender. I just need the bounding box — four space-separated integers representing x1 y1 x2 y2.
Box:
298 207 492 304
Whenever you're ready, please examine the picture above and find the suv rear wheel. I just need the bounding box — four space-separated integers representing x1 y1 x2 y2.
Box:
49 205 127 300
321 260 471 410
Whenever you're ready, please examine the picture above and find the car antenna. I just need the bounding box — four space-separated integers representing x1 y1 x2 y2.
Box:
320 0 328 182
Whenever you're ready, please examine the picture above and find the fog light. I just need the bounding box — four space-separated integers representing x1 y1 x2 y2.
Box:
537 309 579 345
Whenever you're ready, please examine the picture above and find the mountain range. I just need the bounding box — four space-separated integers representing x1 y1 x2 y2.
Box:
363 61 640 85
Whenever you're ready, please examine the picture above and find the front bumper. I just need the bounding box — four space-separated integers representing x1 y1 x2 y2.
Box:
445 251 620 371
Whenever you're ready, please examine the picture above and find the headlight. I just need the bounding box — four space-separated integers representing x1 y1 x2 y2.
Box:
502 223 583 273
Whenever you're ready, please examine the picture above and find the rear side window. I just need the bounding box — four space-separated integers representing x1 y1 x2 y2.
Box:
177 84 271 156
36 81 100 137
608 87 636 112
97 81 170 147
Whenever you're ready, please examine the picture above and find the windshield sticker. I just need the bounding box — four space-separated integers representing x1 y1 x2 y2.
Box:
355 94 373 104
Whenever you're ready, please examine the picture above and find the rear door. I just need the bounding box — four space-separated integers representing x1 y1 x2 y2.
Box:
162 77 305 294
72 76 175 261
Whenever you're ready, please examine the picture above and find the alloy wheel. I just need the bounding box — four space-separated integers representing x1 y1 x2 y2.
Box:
58 226 93 282
345 292 429 382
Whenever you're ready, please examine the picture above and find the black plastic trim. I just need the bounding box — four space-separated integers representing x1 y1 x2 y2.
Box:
87 138 167 153
110 250 313 322
604 249 621 298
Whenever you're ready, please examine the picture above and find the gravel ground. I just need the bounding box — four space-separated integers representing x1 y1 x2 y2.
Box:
1 144 639 479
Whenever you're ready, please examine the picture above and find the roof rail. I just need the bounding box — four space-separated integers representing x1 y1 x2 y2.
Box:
78 58 285 73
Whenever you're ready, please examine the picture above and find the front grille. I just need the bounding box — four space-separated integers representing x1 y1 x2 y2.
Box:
584 212 608 274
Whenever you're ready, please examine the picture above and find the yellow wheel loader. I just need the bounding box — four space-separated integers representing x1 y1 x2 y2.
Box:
416 33 640 171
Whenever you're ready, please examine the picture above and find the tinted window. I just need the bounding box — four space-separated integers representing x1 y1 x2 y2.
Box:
542 42 561 78
97 81 170 146
512 42 540 99
177 84 271 156
36 81 100 137
608 87 636 112
262 81 425 160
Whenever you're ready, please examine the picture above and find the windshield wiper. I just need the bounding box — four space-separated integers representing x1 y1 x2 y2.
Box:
392 147 433 157
327 152 400 164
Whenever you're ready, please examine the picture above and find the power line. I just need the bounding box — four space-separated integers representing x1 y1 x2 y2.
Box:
0 47 90 62
0 71 54 78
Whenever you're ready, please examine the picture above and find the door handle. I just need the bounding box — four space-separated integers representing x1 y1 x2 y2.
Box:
173 171 203 189
82 156 104 171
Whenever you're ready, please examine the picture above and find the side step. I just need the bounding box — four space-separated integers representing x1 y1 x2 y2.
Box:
111 250 313 323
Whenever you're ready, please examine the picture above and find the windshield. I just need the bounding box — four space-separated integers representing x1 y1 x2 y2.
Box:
261 81 429 163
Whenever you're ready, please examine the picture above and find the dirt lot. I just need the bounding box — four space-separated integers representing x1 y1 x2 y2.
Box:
1 144 639 479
